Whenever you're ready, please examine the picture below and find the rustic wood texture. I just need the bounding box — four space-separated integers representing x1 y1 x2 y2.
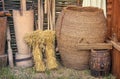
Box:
109 41 120 51
77 43 112 50
4 0 33 54
112 49 120 79
0 54 7 68
107 0 112 37
107 0 120 79
0 17 7 55
7 26 14 68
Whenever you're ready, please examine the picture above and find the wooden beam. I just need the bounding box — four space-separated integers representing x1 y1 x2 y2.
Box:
109 41 120 51
77 43 112 50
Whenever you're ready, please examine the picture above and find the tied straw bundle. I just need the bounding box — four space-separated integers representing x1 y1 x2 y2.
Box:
24 30 45 72
24 30 58 72
24 0 57 72
43 30 58 70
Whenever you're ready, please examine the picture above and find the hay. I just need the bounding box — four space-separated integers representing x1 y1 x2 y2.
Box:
43 30 58 70
24 30 44 48
24 30 45 72
33 45 45 72
24 30 58 72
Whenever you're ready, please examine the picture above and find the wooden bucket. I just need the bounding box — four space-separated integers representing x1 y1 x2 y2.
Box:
0 17 7 55
15 53 33 68
56 6 107 70
0 54 8 68
90 50 111 77
13 10 34 54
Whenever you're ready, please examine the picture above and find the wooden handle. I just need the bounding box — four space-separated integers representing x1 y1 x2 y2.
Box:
47 0 50 30
40 0 44 30
20 0 26 14
38 0 44 30
52 0 55 30
44 0 47 14
38 0 41 30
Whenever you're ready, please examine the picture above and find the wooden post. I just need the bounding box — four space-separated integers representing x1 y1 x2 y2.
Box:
52 0 55 30
7 26 14 68
47 0 50 30
38 0 44 30
107 0 120 78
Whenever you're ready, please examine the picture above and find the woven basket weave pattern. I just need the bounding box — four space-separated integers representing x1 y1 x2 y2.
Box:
56 6 107 70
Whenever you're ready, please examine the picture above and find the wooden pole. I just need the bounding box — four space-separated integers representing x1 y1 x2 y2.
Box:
40 0 44 30
38 0 44 30
7 26 14 68
47 0 50 30
45 0 55 30
52 0 55 30
49 0 53 30
38 0 41 30
44 0 47 14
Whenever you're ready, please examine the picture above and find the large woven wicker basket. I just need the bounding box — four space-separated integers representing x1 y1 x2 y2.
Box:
56 6 107 70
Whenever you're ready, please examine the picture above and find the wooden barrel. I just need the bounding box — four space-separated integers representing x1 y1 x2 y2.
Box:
0 17 7 55
0 54 8 68
15 53 33 68
56 6 107 70
90 50 111 77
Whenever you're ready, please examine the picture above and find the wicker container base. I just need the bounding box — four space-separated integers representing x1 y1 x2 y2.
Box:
60 48 90 70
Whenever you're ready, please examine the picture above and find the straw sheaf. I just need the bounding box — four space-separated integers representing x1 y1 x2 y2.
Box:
24 30 58 72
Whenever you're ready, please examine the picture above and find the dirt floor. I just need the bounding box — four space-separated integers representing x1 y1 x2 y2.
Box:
0 66 116 79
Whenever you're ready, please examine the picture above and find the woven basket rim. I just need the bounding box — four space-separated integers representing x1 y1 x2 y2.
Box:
63 5 103 14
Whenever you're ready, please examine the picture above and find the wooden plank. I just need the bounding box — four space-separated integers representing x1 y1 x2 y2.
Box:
77 43 112 50
0 17 7 55
7 26 14 68
109 41 120 51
